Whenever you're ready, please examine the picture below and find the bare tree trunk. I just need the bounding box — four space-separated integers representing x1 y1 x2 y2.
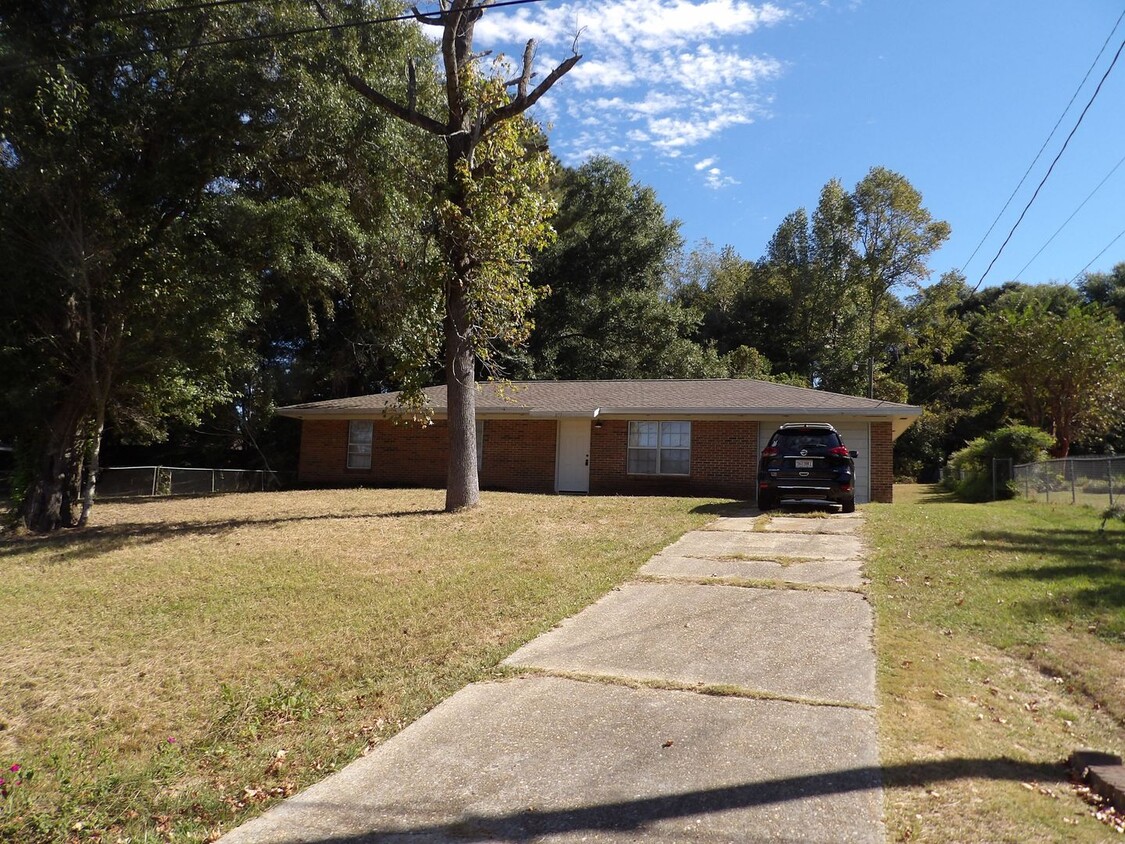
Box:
444 280 479 511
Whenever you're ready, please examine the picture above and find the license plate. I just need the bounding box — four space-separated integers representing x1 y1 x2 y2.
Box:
795 459 814 468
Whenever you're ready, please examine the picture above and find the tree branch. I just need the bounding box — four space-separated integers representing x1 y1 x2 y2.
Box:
310 0 447 136
483 52 581 132
342 69 444 137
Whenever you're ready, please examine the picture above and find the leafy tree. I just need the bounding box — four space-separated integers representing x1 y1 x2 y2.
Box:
1080 261 1125 321
1 1 277 529
851 167 950 397
703 170 947 398
316 0 580 512
979 293 1125 456
892 272 975 479
0 0 438 530
521 157 723 380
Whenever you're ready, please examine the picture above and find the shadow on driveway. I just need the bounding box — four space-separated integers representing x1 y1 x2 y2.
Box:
263 756 1065 843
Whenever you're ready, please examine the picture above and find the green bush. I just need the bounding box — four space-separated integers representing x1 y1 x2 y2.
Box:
947 424 1054 502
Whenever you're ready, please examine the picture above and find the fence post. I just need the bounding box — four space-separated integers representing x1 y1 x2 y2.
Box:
1070 459 1076 505
1110 460 1115 508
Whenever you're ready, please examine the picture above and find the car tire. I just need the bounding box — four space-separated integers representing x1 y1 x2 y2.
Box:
758 491 777 512
841 498 856 514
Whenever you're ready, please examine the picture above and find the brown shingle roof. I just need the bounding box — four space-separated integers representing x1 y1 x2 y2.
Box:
279 379 920 422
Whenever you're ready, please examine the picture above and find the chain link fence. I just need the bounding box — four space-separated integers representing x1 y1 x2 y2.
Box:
96 466 288 499
1012 456 1125 508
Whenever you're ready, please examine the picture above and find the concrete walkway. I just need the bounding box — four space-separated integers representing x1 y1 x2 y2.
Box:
220 508 883 844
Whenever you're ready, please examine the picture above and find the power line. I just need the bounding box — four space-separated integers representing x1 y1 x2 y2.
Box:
960 7 1125 276
971 34 1125 292
1013 151 1125 281
0 0 549 72
1070 226 1125 284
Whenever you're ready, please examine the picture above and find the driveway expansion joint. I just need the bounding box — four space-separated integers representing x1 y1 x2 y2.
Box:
506 666 878 712
631 572 867 595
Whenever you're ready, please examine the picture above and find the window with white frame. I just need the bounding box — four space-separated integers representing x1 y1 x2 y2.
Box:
347 420 373 469
627 421 691 476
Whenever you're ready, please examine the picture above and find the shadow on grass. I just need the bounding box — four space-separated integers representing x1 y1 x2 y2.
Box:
956 528 1125 638
911 487 961 505
689 500 754 517
0 508 446 563
250 757 1065 843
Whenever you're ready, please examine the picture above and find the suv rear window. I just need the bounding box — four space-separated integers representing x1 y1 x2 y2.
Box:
768 430 842 451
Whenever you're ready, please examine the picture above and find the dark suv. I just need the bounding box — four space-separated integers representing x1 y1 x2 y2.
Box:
757 423 857 513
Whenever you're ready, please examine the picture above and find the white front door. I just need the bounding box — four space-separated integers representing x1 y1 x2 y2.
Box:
556 418 591 493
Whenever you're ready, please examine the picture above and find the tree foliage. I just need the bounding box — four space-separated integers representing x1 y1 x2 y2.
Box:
520 157 723 380
945 424 1054 501
978 291 1125 457
681 168 947 398
0 0 439 529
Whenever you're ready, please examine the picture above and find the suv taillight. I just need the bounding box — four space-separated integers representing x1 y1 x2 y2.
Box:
828 446 850 457
762 447 778 457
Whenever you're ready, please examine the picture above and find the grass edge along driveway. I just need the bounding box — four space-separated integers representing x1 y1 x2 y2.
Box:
866 484 1124 843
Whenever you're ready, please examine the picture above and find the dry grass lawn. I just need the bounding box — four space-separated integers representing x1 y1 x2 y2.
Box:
0 488 728 842
866 485 1124 843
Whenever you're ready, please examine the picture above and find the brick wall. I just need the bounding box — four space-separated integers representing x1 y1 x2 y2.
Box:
297 418 447 488
590 420 758 500
870 421 894 503
480 420 556 493
298 416 882 504
296 419 350 485
298 417 556 492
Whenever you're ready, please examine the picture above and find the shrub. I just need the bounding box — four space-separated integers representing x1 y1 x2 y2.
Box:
947 425 1054 502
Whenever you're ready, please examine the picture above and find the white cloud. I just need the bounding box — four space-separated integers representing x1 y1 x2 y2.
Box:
694 157 716 170
477 1 788 51
703 166 739 189
469 0 788 162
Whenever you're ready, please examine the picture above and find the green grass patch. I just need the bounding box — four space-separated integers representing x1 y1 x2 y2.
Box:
866 484 1124 843
0 488 724 842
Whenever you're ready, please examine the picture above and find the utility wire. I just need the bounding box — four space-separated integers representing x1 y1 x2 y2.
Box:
960 7 1125 275
1013 151 1125 281
971 34 1125 292
0 0 548 72
1070 226 1125 284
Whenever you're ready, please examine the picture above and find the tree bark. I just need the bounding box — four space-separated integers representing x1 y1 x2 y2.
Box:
77 407 106 528
444 279 479 511
22 395 86 532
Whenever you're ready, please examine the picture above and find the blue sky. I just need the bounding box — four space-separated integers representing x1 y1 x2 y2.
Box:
476 0 1125 288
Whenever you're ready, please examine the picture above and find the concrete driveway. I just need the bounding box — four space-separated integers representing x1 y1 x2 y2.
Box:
219 508 883 843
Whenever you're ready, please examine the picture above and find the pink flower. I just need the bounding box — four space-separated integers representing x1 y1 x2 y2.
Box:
7 765 18 773
167 737 176 744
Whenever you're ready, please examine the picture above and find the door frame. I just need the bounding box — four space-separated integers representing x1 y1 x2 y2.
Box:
555 418 591 493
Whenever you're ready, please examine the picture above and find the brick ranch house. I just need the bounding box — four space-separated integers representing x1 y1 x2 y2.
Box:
279 379 921 504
